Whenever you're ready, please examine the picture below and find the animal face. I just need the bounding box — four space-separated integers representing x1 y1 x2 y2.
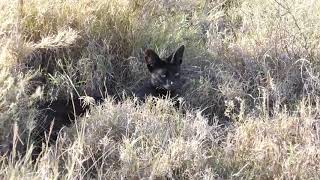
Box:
145 45 184 92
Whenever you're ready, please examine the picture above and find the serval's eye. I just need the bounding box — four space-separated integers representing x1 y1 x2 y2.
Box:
161 74 166 78
174 73 180 77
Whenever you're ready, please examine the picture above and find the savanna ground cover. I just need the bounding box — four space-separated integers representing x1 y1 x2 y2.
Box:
1 0 320 179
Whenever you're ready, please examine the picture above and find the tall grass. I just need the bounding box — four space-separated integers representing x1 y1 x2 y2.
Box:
1 0 320 179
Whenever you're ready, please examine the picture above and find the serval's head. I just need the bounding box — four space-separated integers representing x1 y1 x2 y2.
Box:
144 45 185 91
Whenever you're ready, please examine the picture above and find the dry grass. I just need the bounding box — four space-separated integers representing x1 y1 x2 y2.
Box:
1 0 320 179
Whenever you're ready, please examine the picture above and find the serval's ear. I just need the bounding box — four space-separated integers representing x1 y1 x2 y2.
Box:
144 49 161 72
167 45 185 65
